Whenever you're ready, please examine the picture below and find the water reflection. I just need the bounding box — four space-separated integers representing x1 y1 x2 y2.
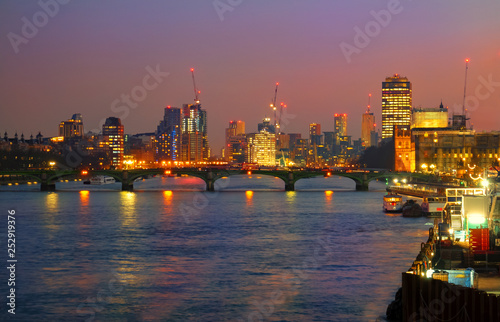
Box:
163 190 173 206
79 190 89 207
119 192 137 227
43 193 60 235
325 190 334 202
245 190 253 206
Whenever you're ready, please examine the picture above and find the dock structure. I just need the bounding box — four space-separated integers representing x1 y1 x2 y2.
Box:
388 187 500 321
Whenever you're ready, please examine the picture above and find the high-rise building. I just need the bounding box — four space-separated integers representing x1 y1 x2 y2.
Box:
156 106 181 161
334 114 347 137
181 103 209 162
59 113 83 139
247 130 276 166
382 74 412 139
361 112 375 147
224 120 246 162
309 123 322 145
102 117 124 169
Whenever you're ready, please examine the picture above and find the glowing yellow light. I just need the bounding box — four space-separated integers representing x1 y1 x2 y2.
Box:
247 171 252 175
164 190 173 197
246 191 253 198
325 190 333 196
469 214 485 225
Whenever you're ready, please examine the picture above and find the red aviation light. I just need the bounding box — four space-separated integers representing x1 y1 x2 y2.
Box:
465 58 470 63
190 68 194 72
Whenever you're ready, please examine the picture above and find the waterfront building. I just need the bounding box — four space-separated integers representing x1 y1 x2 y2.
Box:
102 117 124 169
411 103 448 129
309 123 322 165
155 106 181 161
394 125 415 172
413 129 500 173
382 74 412 139
59 114 83 139
181 103 209 163
247 130 276 166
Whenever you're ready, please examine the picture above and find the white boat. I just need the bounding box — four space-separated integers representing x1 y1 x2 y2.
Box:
383 194 403 212
89 176 116 185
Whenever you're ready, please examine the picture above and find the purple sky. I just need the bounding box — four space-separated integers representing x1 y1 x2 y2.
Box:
1 0 499 153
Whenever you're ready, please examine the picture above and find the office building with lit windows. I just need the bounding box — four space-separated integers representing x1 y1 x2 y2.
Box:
247 130 276 166
102 117 124 169
155 106 181 161
382 74 412 139
59 113 84 139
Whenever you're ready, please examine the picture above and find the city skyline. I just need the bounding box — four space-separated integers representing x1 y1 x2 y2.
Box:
1 1 500 151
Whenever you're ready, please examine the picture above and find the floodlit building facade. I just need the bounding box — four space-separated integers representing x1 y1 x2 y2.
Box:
247 130 276 166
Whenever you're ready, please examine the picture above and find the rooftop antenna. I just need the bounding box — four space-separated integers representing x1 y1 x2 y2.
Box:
462 58 469 126
367 93 371 113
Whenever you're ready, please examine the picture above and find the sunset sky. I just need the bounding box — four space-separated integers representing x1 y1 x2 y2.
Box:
1 0 499 153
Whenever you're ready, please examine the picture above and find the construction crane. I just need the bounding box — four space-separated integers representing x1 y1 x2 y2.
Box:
190 68 200 104
462 58 470 128
277 102 286 134
270 82 279 130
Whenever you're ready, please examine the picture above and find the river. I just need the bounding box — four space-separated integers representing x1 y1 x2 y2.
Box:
0 175 431 321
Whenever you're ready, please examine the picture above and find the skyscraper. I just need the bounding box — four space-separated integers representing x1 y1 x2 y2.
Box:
181 103 209 162
381 74 412 139
102 117 124 169
156 106 181 161
334 114 347 137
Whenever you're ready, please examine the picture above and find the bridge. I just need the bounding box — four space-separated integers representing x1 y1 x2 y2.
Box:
0 168 432 192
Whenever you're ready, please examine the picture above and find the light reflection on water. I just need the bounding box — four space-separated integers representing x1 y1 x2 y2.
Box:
0 177 430 321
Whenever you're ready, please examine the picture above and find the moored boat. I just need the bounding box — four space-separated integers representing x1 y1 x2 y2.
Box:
383 194 403 212
402 199 423 217
89 175 116 185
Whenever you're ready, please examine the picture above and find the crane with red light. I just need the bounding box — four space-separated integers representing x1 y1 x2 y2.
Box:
270 82 279 130
190 68 200 104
